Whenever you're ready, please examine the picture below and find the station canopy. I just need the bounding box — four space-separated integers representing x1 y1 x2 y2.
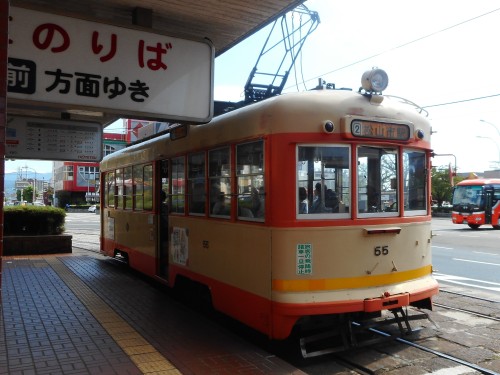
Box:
8 0 305 125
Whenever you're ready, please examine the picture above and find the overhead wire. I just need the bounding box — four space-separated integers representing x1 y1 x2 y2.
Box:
108 6 500 132
422 93 500 109
289 6 500 108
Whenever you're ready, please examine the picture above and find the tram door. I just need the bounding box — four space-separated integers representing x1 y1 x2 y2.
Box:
484 186 493 224
158 160 169 278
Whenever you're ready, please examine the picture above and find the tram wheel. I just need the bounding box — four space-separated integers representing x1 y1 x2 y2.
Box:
468 224 480 229
173 276 213 313
493 225 500 230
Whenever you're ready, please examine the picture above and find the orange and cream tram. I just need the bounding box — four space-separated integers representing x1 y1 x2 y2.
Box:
100 69 438 346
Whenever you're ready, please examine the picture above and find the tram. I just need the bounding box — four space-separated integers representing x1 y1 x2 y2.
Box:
451 178 500 229
99 69 438 346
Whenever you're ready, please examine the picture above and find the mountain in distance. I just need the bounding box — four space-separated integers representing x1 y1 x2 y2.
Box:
4 172 53 194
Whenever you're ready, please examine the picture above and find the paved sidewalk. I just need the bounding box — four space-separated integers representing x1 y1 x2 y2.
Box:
1 250 304 374
70 232 100 253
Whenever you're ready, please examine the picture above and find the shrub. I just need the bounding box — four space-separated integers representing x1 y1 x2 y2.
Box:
4 206 66 235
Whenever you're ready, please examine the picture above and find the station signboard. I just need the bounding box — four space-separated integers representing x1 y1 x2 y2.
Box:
6 116 103 161
7 6 214 123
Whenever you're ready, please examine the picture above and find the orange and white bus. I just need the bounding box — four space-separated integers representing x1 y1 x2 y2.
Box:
451 178 500 229
99 69 438 347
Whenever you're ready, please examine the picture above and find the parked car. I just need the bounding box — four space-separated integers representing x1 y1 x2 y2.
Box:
88 205 97 213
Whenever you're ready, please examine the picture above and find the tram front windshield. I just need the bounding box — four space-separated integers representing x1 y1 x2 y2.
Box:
452 185 484 210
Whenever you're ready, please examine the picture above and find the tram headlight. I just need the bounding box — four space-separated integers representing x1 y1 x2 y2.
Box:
415 129 425 140
361 68 389 93
322 120 335 133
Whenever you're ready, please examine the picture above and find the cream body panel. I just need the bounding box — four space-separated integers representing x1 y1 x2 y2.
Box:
271 221 433 303
170 216 272 299
111 210 156 257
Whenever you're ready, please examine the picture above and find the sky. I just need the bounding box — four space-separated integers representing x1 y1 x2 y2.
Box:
6 0 500 175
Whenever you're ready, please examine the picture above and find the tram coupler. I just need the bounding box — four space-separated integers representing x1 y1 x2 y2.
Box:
391 307 413 335
355 307 428 336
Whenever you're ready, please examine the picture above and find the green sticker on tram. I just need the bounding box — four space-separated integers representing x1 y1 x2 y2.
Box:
297 244 312 275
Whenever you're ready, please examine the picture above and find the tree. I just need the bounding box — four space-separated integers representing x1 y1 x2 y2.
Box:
44 186 54 205
23 186 34 203
431 167 463 206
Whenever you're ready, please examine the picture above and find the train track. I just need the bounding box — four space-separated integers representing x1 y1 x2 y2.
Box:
176 286 500 374
433 302 500 323
294 299 500 375
343 321 499 375
439 289 500 304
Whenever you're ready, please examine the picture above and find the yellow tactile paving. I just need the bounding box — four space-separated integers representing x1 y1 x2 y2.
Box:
114 331 143 341
122 344 158 356
132 352 169 364
136 360 177 372
116 337 151 347
101 320 136 331
45 257 182 375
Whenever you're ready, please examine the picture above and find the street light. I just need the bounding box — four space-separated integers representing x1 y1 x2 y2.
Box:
476 136 500 168
480 119 500 138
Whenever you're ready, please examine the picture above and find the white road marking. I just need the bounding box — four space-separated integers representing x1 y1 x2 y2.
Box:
473 251 498 256
434 273 500 292
453 258 500 267
423 365 481 375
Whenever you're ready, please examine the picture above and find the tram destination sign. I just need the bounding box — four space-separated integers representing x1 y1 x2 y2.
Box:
351 120 410 141
6 116 103 162
7 6 214 123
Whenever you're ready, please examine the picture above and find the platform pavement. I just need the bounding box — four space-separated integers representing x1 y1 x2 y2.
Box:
1 239 305 375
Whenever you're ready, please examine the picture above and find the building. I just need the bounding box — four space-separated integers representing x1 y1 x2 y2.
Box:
51 119 172 208
53 132 128 207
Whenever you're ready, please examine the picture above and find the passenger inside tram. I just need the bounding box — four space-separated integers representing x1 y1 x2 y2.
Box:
298 187 308 214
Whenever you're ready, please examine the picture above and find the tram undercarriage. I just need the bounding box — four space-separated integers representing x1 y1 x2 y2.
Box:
296 306 433 358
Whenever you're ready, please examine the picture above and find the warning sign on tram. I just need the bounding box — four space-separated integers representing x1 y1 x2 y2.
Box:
7 6 214 123
297 244 313 275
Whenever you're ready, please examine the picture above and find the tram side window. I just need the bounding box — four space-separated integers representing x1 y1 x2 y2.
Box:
297 145 350 215
143 165 153 211
357 146 398 214
105 171 115 208
171 156 185 214
124 166 133 210
115 168 123 209
236 140 265 221
188 152 206 215
209 147 231 218
160 160 169 209
403 150 426 213
133 164 144 211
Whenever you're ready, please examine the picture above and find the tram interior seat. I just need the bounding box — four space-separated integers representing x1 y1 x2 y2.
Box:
325 189 339 212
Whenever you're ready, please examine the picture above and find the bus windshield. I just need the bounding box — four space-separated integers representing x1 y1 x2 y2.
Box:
452 185 484 210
